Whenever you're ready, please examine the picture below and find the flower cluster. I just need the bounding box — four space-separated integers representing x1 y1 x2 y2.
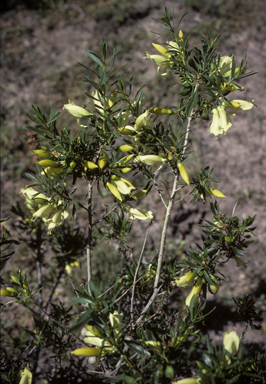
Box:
20 187 68 232
72 311 123 357
210 100 254 137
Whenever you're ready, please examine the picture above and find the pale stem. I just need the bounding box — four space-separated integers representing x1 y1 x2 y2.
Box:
136 82 199 324
130 222 152 321
87 181 93 293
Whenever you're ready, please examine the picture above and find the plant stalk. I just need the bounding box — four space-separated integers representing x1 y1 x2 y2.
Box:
87 181 93 293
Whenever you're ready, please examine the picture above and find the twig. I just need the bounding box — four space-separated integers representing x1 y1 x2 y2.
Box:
44 267 65 311
87 181 93 293
135 82 200 325
93 203 118 226
130 222 152 321
153 177 167 209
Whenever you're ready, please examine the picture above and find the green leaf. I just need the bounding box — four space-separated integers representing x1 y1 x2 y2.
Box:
85 49 103 68
125 341 151 358
68 306 94 333
24 173 41 183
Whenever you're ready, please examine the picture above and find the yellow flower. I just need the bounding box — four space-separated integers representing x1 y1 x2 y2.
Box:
33 150 53 159
65 261 79 275
0 288 19 297
210 188 226 198
226 99 255 115
136 154 163 166
99 153 108 169
172 379 199 384
127 208 154 221
149 107 173 115
135 111 154 131
41 167 63 175
72 311 123 357
177 161 190 184
110 175 135 194
218 56 239 77
64 102 91 117
20 187 49 205
19 366 32 384
210 100 255 137
175 272 196 287
119 144 135 152
223 331 240 363
71 348 101 357
33 203 69 231
106 182 122 201
37 159 60 168
109 310 123 338
186 278 204 307
210 106 232 137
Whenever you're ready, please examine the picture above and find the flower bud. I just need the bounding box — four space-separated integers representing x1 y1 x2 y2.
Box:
223 331 240 363
70 161 76 168
64 103 91 117
99 154 108 169
106 182 122 201
186 278 204 307
37 160 60 168
119 167 132 174
71 348 101 357
33 150 53 159
210 281 220 293
210 188 226 198
177 161 190 184
86 161 98 169
0 288 18 297
149 107 173 115
119 145 135 152
152 43 170 57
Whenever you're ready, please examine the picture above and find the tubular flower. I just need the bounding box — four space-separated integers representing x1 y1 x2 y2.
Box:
218 55 239 77
19 367 32 384
0 288 19 297
186 278 204 307
135 111 154 131
64 101 92 117
110 175 135 194
210 106 232 137
210 100 255 137
136 154 164 166
172 379 200 384
20 187 49 205
226 99 255 115
72 311 124 357
127 208 154 221
32 202 69 232
175 272 196 287
146 33 185 75
106 182 122 201
223 331 240 363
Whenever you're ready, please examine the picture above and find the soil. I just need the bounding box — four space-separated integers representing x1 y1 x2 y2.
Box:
1 0 266 368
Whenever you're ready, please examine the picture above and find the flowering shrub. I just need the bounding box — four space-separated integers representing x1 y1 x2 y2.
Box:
1 8 264 384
